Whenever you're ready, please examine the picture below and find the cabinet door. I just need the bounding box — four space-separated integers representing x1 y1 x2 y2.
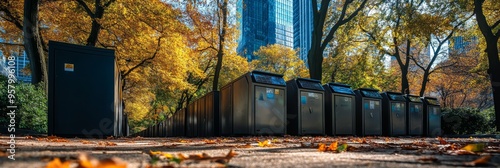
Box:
334 96 354 135
300 91 324 134
391 102 406 135
363 99 382 135
428 106 442 136
255 86 285 134
409 103 423 135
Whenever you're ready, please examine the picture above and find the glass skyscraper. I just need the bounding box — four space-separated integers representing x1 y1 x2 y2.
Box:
293 0 313 65
237 0 294 61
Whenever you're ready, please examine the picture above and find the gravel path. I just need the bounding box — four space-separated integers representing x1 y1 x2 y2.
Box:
0 135 499 167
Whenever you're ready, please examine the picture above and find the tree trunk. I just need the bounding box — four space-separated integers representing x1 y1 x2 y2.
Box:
486 40 500 132
419 72 430 97
474 0 500 131
212 0 228 91
308 29 323 80
401 68 409 94
86 5 104 46
23 0 47 89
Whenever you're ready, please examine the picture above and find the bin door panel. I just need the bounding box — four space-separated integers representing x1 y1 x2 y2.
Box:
428 106 441 136
391 102 406 135
254 86 286 134
300 91 323 134
53 50 115 135
363 99 382 135
409 103 423 135
334 95 354 135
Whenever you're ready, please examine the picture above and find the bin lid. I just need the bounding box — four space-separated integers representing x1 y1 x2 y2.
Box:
357 88 382 99
405 95 422 103
423 97 440 105
384 92 406 101
328 83 354 95
296 78 324 91
251 71 286 86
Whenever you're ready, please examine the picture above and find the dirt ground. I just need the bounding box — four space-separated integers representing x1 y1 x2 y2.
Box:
0 135 499 167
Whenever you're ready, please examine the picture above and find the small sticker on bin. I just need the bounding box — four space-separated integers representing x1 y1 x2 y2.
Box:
64 63 74 72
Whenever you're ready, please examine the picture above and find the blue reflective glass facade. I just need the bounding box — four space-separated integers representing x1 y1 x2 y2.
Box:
237 0 294 61
293 0 312 65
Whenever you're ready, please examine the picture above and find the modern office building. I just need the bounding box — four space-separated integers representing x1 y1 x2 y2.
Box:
293 0 313 65
237 0 294 61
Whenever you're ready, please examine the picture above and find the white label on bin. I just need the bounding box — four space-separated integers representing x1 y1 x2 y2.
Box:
64 63 74 72
370 101 375 109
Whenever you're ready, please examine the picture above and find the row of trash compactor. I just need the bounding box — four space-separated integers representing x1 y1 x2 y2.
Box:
136 70 442 137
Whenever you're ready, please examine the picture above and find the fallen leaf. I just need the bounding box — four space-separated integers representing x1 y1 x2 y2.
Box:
258 140 272 147
437 137 448 145
80 140 93 144
318 143 327 152
26 136 34 139
337 143 348 152
96 157 127 168
327 142 338 151
462 143 485 152
385 138 390 142
204 139 217 144
417 157 439 163
46 158 71 168
464 155 491 166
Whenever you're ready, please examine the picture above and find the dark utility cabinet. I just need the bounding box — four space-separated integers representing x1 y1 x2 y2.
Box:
48 41 123 137
381 92 407 136
286 78 325 135
405 95 423 136
324 83 356 136
422 97 442 137
355 88 383 136
220 71 287 135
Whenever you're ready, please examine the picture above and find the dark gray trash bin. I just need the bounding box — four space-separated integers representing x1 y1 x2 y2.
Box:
381 92 407 136
422 97 442 137
220 70 287 135
324 83 356 136
405 95 423 136
48 41 123 138
355 88 383 136
286 78 325 135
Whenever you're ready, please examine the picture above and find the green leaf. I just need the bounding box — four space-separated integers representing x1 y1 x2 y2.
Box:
337 143 348 152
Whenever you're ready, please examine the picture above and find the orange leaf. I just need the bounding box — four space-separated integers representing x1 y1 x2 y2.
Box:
327 142 338 151
318 143 327 152
226 149 238 158
464 155 491 166
95 157 127 168
46 158 71 168
437 137 447 145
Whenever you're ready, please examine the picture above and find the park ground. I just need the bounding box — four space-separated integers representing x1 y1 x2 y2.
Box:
0 135 499 167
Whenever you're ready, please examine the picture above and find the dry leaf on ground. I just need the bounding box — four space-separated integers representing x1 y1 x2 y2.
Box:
46 158 71 168
464 155 491 166
258 140 273 147
437 137 448 145
462 143 485 152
